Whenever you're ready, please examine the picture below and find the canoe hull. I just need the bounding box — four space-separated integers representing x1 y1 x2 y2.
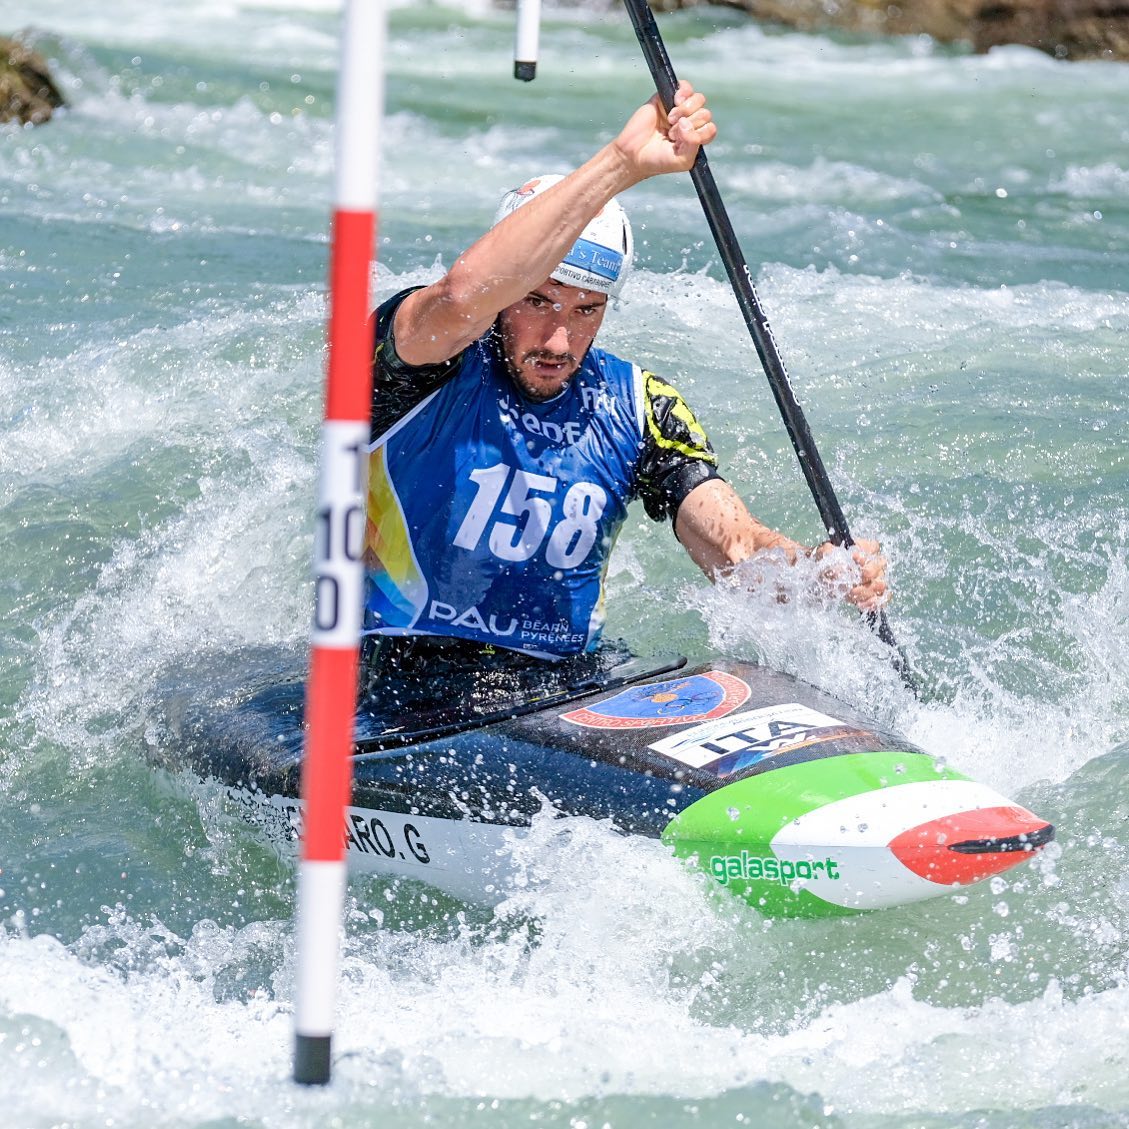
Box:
167 656 1053 917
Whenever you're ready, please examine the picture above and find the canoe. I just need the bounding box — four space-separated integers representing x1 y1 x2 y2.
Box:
161 652 1054 917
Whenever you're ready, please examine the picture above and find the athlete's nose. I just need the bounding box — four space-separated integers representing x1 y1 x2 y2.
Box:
544 322 570 355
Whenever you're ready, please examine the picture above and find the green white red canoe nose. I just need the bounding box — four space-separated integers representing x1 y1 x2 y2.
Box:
662 750 1054 917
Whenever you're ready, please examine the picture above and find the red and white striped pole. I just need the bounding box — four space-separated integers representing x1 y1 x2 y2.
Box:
293 0 386 1087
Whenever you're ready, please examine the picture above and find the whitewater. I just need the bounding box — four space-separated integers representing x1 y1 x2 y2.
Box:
2 1 1128 1126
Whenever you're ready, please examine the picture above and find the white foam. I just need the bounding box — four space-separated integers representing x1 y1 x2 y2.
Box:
722 158 940 206
3 826 1128 1122
1052 162 1129 197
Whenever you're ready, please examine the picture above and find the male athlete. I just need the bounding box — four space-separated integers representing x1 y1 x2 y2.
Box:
361 82 886 702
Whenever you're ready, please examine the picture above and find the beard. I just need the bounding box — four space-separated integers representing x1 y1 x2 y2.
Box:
492 311 596 403
507 349 581 401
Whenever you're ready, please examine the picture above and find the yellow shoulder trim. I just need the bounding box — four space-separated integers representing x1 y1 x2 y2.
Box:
643 370 714 462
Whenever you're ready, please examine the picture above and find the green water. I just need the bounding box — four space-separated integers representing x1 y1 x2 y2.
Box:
2 2 1128 1126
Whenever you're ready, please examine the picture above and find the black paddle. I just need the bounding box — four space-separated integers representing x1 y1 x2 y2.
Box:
621 0 916 693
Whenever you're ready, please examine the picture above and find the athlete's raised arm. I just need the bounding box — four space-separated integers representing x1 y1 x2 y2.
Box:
392 82 717 368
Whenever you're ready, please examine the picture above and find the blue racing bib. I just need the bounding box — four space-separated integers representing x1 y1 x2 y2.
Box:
363 339 645 657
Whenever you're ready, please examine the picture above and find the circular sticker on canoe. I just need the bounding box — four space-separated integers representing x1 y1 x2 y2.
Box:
561 671 750 729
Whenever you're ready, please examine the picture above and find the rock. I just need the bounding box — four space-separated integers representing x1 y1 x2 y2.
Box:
970 0 1129 59
1 35 65 126
645 0 1129 59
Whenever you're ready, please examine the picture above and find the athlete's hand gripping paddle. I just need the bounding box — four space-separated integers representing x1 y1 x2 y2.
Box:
621 0 917 695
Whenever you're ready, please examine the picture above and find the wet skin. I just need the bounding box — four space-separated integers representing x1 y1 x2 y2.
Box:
496 280 608 402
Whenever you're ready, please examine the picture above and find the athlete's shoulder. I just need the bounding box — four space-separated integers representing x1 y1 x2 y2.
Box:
641 370 717 463
371 286 477 438
374 287 438 373
635 370 722 524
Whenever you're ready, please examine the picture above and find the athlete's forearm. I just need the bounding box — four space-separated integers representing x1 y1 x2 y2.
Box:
675 479 807 580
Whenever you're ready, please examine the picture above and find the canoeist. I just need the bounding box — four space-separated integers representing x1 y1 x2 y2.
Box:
361 82 886 701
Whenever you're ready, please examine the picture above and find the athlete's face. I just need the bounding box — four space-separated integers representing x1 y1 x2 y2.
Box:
497 280 608 402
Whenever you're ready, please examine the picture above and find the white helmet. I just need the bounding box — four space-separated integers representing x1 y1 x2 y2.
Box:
493 173 634 297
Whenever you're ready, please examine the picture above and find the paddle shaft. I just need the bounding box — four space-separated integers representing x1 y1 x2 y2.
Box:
622 0 905 658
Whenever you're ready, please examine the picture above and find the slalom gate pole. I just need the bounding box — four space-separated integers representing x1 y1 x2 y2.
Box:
514 0 542 80
293 0 386 1087
620 0 916 692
